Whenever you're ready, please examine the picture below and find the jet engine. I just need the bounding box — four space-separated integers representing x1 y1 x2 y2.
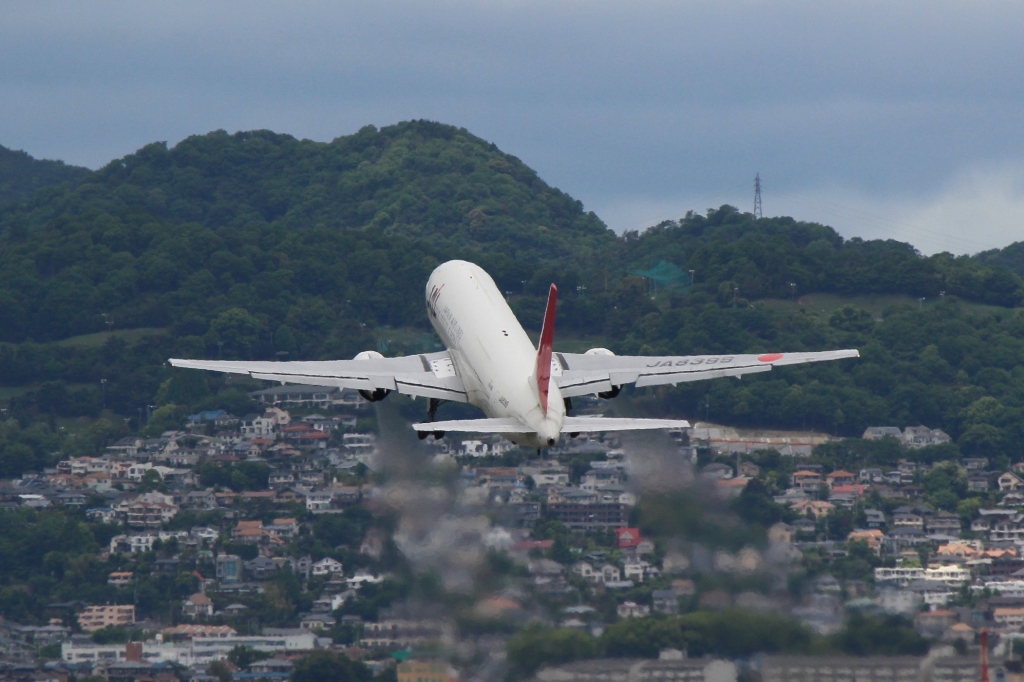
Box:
354 350 392 402
586 348 621 399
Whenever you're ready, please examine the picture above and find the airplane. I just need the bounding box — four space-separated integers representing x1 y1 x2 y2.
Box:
170 260 859 449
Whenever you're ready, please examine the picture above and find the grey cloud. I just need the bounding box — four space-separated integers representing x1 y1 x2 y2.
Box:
2 1 1023 250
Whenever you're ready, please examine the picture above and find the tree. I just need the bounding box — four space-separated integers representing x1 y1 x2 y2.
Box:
290 651 371 682
733 478 788 526
507 626 600 680
210 660 233 682
209 308 261 358
137 468 166 493
155 369 211 406
828 614 928 656
228 645 274 669
273 324 297 354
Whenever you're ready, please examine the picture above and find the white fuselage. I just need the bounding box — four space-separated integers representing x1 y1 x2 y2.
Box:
426 260 564 447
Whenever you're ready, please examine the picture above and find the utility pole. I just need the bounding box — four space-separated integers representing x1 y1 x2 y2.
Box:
754 173 763 219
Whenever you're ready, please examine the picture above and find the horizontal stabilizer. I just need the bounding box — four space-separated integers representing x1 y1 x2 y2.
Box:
412 417 533 433
562 416 690 432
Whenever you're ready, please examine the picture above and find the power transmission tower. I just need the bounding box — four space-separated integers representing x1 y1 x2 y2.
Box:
753 173 763 219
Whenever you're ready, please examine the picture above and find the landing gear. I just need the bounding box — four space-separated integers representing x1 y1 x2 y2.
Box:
417 398 447 440
563 397 573 414
598 385 621 400
427 397 445 422
359 388 392 402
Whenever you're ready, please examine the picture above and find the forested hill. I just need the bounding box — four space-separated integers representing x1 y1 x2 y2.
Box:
0 121 614 343
0 145 88 206
0 120 1022 348
8 121 1024 456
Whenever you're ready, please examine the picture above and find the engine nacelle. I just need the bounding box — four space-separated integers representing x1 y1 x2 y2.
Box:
354 350 392 402
585 348 621 399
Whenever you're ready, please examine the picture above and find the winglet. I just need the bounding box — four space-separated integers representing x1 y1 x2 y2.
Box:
537 283 558 415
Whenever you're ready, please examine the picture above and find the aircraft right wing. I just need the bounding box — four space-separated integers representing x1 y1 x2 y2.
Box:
554 349 859 397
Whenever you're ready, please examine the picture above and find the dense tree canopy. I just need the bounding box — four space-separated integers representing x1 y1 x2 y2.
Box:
0 145 88 207
3 121 1024 463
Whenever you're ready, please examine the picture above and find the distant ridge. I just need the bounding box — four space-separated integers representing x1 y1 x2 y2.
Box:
0 145 89 206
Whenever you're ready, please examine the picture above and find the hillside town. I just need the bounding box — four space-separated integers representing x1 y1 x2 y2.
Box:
0 382 1022 682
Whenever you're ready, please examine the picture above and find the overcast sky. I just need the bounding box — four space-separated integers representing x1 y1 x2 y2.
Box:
2 1 1022 254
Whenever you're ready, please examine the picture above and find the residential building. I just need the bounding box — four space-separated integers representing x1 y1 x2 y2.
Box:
360 619 448 650
396 661 459 682
859 468 884 483
968 475 991 492
926 512 962 535
190 632 317 664
108 572 134 587
864 509 886 528
233 520 265 544
893 512 924 529
240 414 277 438
1000 472 1024 492
790 500 835 519
902 426 952 448
652 590 679 615
245 555 279 580
78 605 135 631
825 470 855 488
862 427 902 440
547 502 629 531
847 529 884 554
617 601 650 619
792 470 822 492
182 593 214 619
312 558 344 576
216 554 242 584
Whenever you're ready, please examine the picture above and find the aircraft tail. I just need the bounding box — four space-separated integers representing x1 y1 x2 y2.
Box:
536 283 558 414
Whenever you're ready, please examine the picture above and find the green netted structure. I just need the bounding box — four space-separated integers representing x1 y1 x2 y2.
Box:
629 260 692 294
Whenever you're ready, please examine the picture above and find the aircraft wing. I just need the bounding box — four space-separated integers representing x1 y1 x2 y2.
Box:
168 351 469 402
554 349 859 397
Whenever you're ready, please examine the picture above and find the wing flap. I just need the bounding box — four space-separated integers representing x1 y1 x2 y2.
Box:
634 363 772 387
563 417 690 432
171 351 469 402
412 417 532 433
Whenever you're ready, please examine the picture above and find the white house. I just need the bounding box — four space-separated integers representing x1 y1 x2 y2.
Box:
306 491 333 512
617 601 650 619
311 558 344 576
623 561 646 583
571 562 596 582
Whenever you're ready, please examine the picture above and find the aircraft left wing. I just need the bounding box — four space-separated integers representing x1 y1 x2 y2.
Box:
554 349 859 397
168 351 469 402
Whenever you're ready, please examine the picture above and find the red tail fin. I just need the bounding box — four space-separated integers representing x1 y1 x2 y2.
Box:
537 284 558 415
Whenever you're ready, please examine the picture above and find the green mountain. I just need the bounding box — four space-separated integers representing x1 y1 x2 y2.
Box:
0 144 89 206
3 120 1024 462
0 122 612 343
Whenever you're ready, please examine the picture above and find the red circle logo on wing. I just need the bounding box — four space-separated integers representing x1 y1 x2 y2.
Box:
758 353 784 362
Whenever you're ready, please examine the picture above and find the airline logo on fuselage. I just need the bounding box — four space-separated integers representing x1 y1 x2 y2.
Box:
426 283 444 318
